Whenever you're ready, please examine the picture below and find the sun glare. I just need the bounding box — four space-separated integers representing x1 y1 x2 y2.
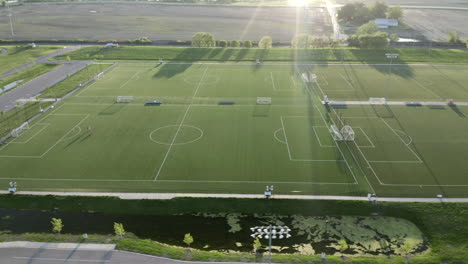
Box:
288 0 307 6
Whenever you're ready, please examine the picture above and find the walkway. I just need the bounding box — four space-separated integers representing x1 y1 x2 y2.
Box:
1 191 467 202
0 61 89 111
1 46 81 78
327 100 468 106
0 48 7 57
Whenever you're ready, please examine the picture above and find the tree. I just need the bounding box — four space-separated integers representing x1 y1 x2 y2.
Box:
354 3 371 24
466 39 468 48
1 1 6 7
230 40 240 47
448 31 462 44
357 21 378 35
338 240 349 252
218 40 228 48
51 218 63 234
337 3 357 23
389 33 399 42
243 40 253 48
252 238 262 252
114 222 126 238
191 32 216 47
291 34 314 48
183 233 194 246
387 6 403 20
370 1 388 18
258 36 272 49
357 32 389 48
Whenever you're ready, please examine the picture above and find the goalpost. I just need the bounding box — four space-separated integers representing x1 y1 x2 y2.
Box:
11 122 30 138
340 125 355 141
302 72 317 83
116 96 134 103
256 97 271 105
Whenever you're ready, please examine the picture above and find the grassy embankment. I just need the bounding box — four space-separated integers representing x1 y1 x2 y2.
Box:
57 46 468 64
39 63 111 98
0 195 466 264
0 45 62 74
0 64 59 95
0 102 53 139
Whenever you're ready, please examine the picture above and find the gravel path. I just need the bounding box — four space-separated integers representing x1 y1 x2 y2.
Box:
1 191 467 202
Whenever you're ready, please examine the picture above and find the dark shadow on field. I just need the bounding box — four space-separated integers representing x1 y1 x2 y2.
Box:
64 133 85 148
98 103 125 115
208 48 223 59
348 49 414 79
235 49 249 61
220 49 234 61
153 48 212 78
252 49 270 72
448 104 467 117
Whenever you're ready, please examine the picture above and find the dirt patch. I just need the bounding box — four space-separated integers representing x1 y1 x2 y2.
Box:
0 3 332 42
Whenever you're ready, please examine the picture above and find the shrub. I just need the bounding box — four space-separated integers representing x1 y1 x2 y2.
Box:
230 40 240 47
218 40 228 48
192 32 216 47
243 40 253 48
258 36 272 49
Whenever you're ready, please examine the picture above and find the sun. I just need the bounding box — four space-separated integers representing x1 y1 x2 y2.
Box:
288 0 307 6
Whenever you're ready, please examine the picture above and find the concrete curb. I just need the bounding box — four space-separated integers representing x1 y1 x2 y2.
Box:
0 241 115 250
1 191 467 202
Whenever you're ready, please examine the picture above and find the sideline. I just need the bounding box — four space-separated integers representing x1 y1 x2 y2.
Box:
0 191 467 202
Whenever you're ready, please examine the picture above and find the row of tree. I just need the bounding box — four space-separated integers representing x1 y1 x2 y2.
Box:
338 1 403 24
191 32 274 48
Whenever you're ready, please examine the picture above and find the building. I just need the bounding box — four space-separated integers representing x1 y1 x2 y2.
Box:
373 19 399 29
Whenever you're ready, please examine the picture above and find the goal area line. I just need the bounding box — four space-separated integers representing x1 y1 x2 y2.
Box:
324 100 468 106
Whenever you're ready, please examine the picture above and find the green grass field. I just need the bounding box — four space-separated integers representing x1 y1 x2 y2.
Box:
0 62 467 197
0 45 62 74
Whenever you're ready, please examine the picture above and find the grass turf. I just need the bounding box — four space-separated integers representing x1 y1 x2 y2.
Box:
0 63 467 197
0 63 59 95
0 45 62 74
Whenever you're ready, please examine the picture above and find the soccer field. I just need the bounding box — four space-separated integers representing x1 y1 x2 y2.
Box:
1 63 467 197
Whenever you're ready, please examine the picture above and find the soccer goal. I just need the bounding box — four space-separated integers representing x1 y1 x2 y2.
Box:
11 122 30 138
116 96 134 103
329 125 343 141
256 97 272 105
369 97 386 105
340 125 355 141
95 72 104 81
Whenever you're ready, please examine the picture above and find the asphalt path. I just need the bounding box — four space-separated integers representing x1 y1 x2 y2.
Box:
0 61 89 111
0 246 249 264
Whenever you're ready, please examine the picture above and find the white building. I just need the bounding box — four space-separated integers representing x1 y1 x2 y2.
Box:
374 19 399 29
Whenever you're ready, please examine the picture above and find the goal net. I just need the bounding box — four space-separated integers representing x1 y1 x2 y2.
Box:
340 125 355 141
11 122 30 138
256 97 271 105
95 72 104 81
116 96 134 103
302 72 317 83
329 125 343 141
369 97 386 105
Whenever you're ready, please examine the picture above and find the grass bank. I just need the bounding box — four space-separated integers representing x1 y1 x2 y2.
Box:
56 46 468 64
39 64 111 98
0 45 62 74
0 195 466 263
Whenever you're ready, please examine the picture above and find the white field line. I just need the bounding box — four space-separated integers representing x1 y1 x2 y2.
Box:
10 123 50 144
312 126 335 148
338 72 355 91
410 77 443 100
379 118 423 162
311 78 375 192
39 114 90 158
153 67 209 181
280 116 293 160
313 105 359 186
74 65 120 96
357 127 375 148
119 69 143 89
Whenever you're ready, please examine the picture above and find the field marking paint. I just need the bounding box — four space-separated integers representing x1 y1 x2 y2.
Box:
338 72 355 90
394 129 413 146
410 76 443 100
273 128 286 144
149 125 204 146
0 114 89 158
153 66 209 181
379 118 423 162
312 127 335 148
10 123 50 144
58 126 82 142
270 72 277 91
280 116 293 160
119 69 143 89
357 127 375 148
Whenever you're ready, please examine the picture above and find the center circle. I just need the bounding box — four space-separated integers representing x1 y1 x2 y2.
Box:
150 125 203 145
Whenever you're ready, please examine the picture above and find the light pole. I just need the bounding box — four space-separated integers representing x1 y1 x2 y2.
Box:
385 53 399 102
250 225 291 264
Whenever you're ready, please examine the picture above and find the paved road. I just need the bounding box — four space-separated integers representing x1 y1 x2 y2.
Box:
1 191 467 202
1 46 81 78
0 61 89 111
0 243 250 264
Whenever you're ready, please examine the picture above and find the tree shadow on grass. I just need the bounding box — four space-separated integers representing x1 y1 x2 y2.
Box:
153 48 213 79
349 49 414 79
235 49 249 61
